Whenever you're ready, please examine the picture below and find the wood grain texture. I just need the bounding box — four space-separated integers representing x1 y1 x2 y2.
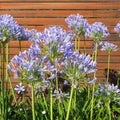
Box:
0 3 120 10
0 0 120 84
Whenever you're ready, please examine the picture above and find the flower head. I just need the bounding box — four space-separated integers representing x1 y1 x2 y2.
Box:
95 83 120 96
52 88 70 102
0 14 24 42
64 52 97 83
65 14 90 37
87 22 109 41
14 83 25 94
23 28 43 43
100 41 118 52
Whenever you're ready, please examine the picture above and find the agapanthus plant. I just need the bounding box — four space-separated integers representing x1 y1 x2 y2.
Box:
65 14 91 53
8 25 97 120
65 14 90 36
95 83 120 120
87 22 109 42
0 14 26 120
100 41 118 52
8 26 74 82
6 14 120 120
0 14 24 43
100 41 118 84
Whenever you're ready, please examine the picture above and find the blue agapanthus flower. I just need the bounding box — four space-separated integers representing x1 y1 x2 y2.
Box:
95 83 120 96
0 14 24 42
23 28 43 43
65 14 90 37
8 24 96 86
64 51 97 82
14 83 25 94
86 22 109 41
100 41 118 52
8 26 74 82
41 26 74 56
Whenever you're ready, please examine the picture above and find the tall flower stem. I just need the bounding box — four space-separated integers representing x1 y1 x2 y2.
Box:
93 43 98 78
1 43 5 120
107 51 110 84
42 93 48 111
50 86 53 120
84 36 86 54
107 100 111 120
5 42 9 120
9 77 17 103
90 42 98 120
74 35 80 53
19 40 22 51
65 84 74 120
55 73 62 119
77 36 80 53
32 83 35 120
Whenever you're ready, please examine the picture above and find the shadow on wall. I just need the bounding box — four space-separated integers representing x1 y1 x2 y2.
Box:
104 68 120 88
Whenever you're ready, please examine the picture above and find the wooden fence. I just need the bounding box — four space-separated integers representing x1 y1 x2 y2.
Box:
0 0 120 86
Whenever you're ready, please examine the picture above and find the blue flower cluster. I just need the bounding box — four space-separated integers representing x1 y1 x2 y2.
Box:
95 83 120 100
65 14 90 37
87 22 110 41
65 14 109 41
8 26 96 85
63 51 96 84
23 28 43 43
100 41 118 52
0 14 24 42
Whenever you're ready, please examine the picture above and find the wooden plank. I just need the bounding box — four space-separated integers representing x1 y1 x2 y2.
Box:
0 0 119 2
0 10 119 18
14 18 119 25
9 41 32 47
0 3 120 10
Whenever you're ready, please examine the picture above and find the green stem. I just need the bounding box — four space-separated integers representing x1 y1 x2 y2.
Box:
93 43 98 78
32 83 35 120
107 51 110 84
90 42 98 120
87 85 90 99
50 86 53 120
42 93 48 111
0 42 2 117
78 36 80 53
1 43 5 120
19 40 22 51
9 77 17 103
56 71 58 90
65 85 74 120
84 36 86 54
107 100 111 120
5 43 9 120
0 43 1 116
73 89 76 110
74 37 77 50
90 84 95 120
